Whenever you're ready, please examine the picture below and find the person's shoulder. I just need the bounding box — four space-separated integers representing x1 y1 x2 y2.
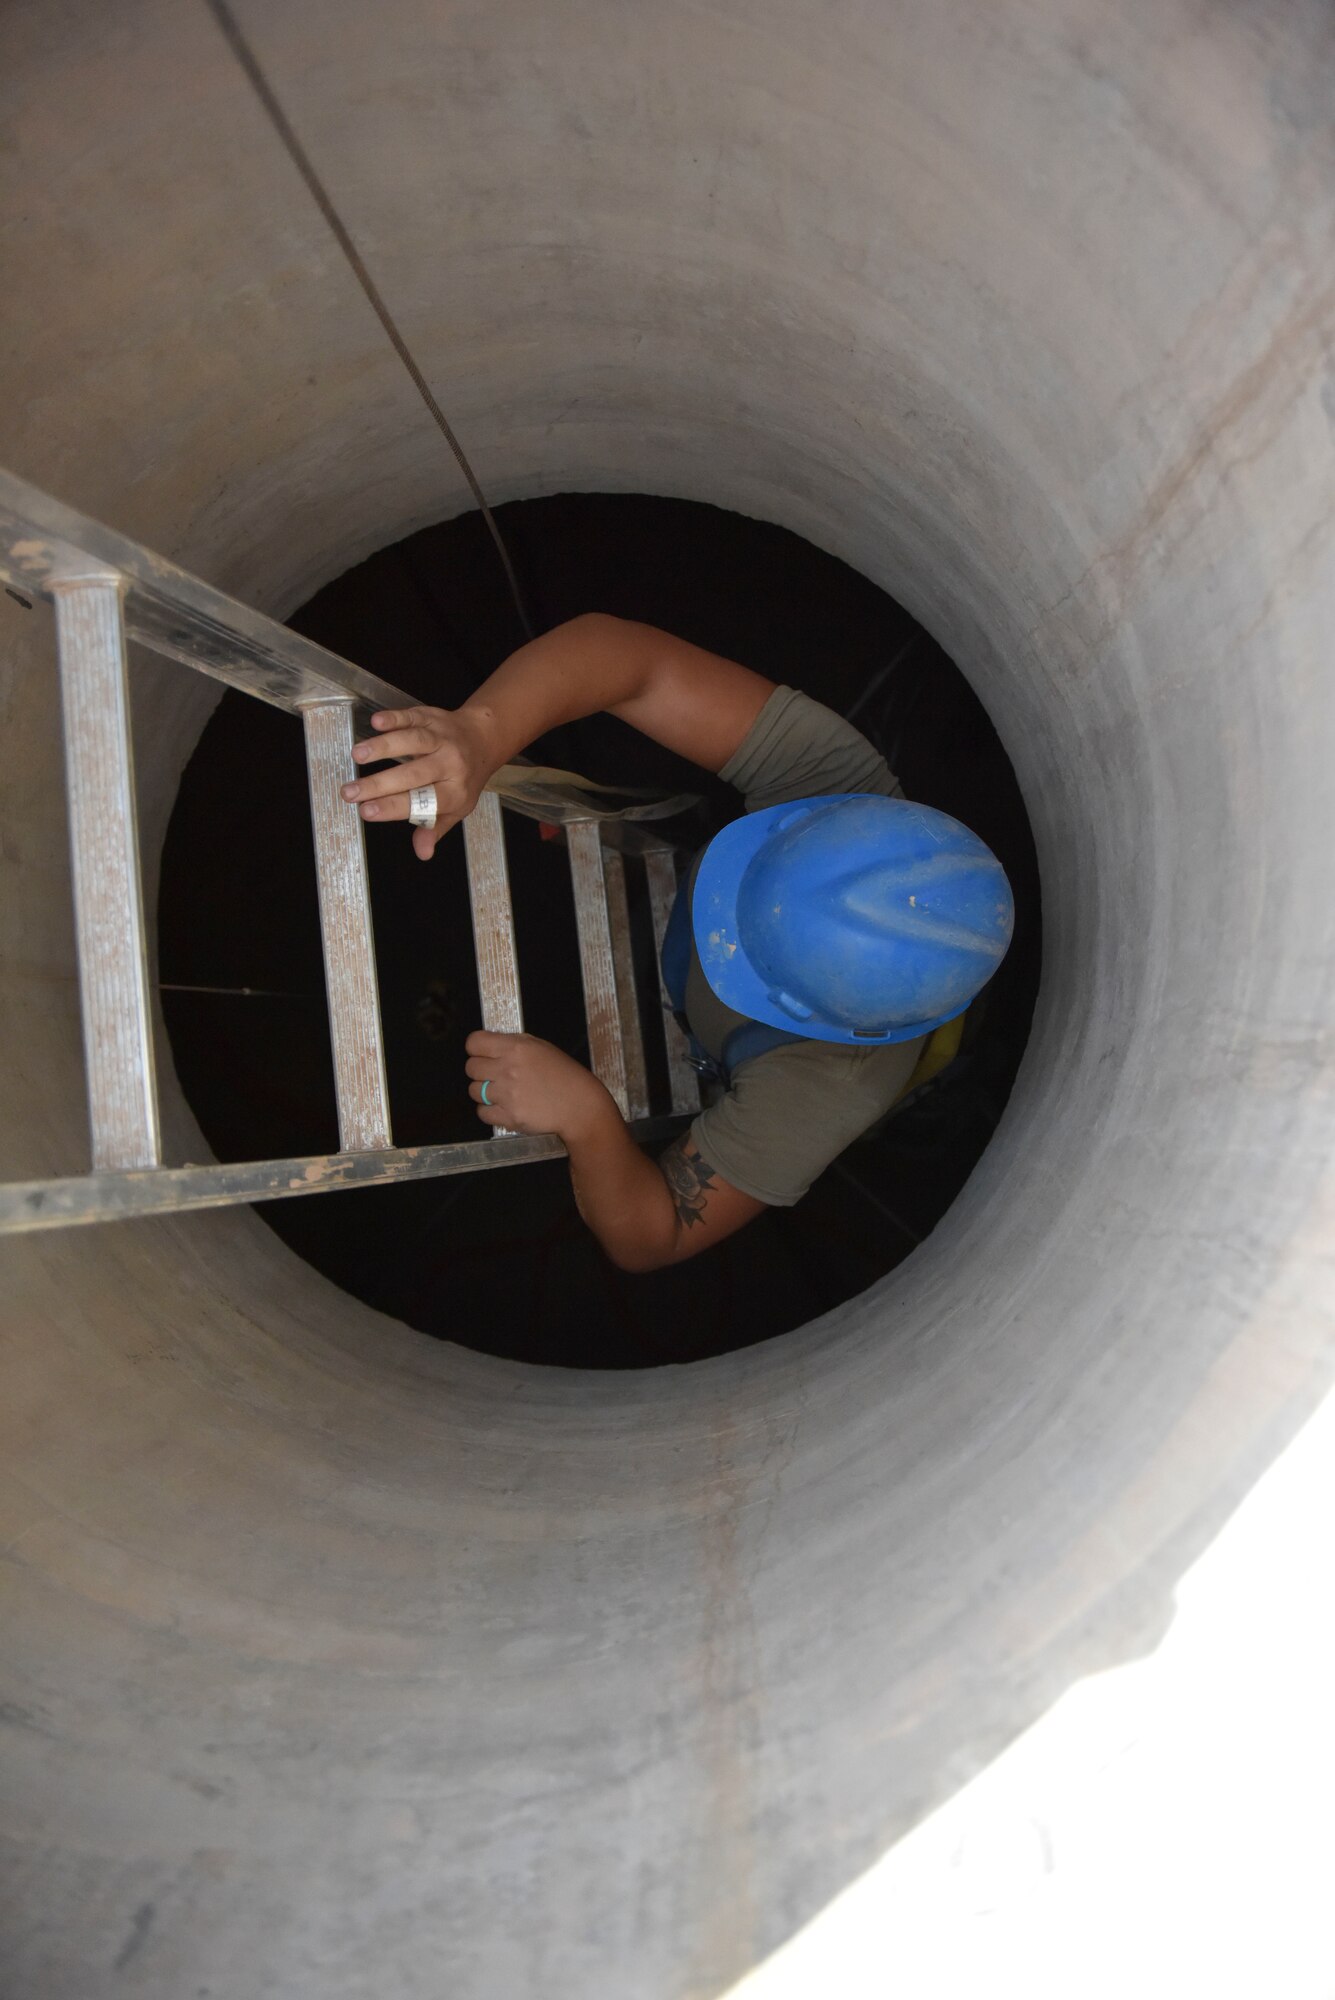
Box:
733 1031 926 1104
734 1033 918 1081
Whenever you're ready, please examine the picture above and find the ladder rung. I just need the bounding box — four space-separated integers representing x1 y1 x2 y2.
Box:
567 821 631 1117
53 575 161 1171
302 701 392 1152
643 849 702 1117
600 847 650 1121
463 791 522 1136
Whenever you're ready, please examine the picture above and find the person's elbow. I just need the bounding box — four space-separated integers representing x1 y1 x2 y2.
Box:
560 610 625 642
604 1229 679 1276
560 611 664 693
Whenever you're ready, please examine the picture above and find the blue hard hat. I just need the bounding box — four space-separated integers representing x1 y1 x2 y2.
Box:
692 792 1015 1045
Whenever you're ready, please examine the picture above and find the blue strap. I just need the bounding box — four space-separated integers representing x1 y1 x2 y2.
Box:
660 863 695 1017
720 1017 805 1073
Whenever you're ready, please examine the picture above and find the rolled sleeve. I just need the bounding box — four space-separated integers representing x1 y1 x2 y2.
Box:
719 686 904 811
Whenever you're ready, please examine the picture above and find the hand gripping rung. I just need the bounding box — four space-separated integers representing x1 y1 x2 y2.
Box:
53 576 162 1170
567 821 631 1117
302 701 392 1152
463 791 523 1136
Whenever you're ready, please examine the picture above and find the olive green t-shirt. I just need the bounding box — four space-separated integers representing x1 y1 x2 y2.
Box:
684 685 926 1207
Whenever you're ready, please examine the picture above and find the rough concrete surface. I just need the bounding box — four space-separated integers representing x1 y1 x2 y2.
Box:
1 1 1333 1994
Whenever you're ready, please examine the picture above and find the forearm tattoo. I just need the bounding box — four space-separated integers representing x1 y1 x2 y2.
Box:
659 1139 719 1229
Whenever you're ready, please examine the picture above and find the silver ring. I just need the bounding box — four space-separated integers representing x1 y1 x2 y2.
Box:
480 1079 492 1106
408 784 438 828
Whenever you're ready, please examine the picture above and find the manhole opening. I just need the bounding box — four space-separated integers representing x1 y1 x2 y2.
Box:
159 492 1040 1366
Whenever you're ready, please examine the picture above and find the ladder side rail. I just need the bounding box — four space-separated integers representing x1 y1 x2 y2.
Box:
643 848 703 1117
52 574 162 1170
567 820 631 1117
302 700 393 1152
600 845 650 1121
1 470 695 820
1 466 410 722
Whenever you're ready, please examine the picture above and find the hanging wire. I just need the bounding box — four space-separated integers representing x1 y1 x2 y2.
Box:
842 635 919 725
159 983 314 999
204 0 536 643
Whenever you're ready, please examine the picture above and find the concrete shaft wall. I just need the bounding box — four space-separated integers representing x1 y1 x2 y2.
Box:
3 2 1333 1994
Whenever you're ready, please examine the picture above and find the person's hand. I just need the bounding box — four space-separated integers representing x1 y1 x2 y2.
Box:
341 705 496 859
465 1031 618 1140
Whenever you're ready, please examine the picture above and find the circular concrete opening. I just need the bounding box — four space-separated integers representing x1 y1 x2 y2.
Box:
2 5 1331 1995
159 492 1041 1364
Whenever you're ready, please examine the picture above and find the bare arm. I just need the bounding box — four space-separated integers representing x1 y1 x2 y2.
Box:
465 1032 766 1272
342 613 776 857
351 616 777 1268
567 1119 767 1273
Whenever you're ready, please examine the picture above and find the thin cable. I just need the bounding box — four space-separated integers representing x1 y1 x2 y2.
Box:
842 635 918 725
159 983 313 999
205 0 535 643
830 1159 921 1245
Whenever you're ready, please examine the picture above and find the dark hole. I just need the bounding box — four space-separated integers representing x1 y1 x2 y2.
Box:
158 493 1040 1367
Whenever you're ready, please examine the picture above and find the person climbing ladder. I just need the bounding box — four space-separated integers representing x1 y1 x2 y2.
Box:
341 613 1013 1270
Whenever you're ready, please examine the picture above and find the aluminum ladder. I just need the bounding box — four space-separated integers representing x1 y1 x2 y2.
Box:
0 469 700 1234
